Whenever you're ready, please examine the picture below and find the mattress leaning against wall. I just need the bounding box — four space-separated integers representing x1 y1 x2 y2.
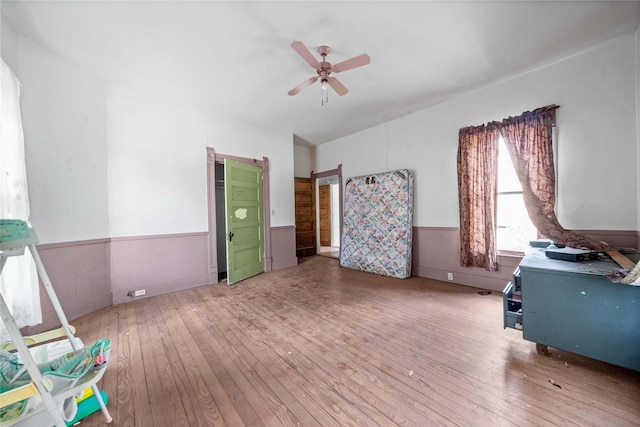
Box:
340 169 414 279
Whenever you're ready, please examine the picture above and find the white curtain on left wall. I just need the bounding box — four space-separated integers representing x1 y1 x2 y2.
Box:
0 58 41 342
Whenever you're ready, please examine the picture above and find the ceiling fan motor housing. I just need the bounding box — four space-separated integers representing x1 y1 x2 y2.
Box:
318 46 333 79
318 66 331 81
317 45 331 56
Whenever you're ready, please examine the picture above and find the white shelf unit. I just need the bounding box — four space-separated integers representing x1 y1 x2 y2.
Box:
0 220 112 427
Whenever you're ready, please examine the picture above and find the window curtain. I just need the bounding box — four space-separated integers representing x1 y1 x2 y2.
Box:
457 123 500 271
0 59 41 342
499 105 609 251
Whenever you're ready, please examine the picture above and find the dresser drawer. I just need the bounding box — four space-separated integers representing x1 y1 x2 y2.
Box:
503 282 522 330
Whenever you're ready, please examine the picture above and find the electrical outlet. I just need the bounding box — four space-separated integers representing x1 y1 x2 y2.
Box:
134 289 146 297
447 272 453 281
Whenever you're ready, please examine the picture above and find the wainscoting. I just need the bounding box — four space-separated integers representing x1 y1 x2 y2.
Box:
24 226 637 333
110 232 210 305
269 226 298 271
412 227 639 292
573 229 640 250
32 239 112 334
28 226 298 332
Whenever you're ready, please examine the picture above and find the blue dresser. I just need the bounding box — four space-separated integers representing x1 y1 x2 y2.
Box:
504 248 640 371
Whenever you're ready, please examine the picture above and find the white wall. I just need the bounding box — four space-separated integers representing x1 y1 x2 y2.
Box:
293 143 312 178
107 84 296 236
636 26 640 234
205 110 294 227
107 86 209 236
318 31 639 232
107 85 296 236
9 36 110 244
4 28 295 243
330 183 340 246
1 15 17 67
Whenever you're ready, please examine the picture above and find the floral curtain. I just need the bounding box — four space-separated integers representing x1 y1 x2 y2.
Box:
0 59 41 343
457 123 500 271
457 104 613 273
500 106 609 251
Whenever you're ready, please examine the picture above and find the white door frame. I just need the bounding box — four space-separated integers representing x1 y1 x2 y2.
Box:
310 164 343 255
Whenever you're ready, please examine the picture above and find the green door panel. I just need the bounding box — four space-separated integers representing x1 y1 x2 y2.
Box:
224 159 264 285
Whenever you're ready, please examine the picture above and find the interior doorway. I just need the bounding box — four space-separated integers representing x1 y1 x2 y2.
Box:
214 163 227 281
206 148 272 285
294 177 316 258
223 159 265 285
312 165 342 259
318 183 331 247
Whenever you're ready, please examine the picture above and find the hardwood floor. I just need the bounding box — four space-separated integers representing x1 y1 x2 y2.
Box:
317 246 340 259
73 256 639 426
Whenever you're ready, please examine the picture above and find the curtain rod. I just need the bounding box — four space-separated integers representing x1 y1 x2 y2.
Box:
461 104 560 131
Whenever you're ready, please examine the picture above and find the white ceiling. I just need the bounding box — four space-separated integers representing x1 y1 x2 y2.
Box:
2 1 640 145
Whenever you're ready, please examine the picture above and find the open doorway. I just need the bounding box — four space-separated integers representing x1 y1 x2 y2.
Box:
214 162 227 281
311 165 342 259
206 148 272 285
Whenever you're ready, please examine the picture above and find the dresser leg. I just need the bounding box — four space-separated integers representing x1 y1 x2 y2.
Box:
536 343 551 355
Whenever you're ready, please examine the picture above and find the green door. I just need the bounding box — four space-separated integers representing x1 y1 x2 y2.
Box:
224 159 264 285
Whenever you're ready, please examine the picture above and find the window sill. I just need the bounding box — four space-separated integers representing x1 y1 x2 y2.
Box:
498 249 525 259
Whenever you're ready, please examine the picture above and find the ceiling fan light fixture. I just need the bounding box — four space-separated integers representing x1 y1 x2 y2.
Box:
321 79 329 105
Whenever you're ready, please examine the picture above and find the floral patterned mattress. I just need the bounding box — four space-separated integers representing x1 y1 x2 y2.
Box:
340 169 414 279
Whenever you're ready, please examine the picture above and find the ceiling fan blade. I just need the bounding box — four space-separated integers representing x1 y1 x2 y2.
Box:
328 77 349 96
290 41 320 69
288 76 319 96
332 53 371 73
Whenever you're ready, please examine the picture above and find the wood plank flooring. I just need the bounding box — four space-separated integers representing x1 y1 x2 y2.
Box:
72 256 639 426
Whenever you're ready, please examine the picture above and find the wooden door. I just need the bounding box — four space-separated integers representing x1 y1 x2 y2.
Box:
224 159 264 285
318 184 331 247
294 177 315 258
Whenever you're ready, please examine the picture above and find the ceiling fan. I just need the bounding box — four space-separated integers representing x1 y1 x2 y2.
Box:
287 41 371 103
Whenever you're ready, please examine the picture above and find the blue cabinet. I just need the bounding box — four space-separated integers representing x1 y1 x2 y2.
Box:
504 248 640 371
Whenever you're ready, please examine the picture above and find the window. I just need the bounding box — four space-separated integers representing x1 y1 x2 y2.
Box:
496 137 537 253
1 59 42 340
460 105 604 270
